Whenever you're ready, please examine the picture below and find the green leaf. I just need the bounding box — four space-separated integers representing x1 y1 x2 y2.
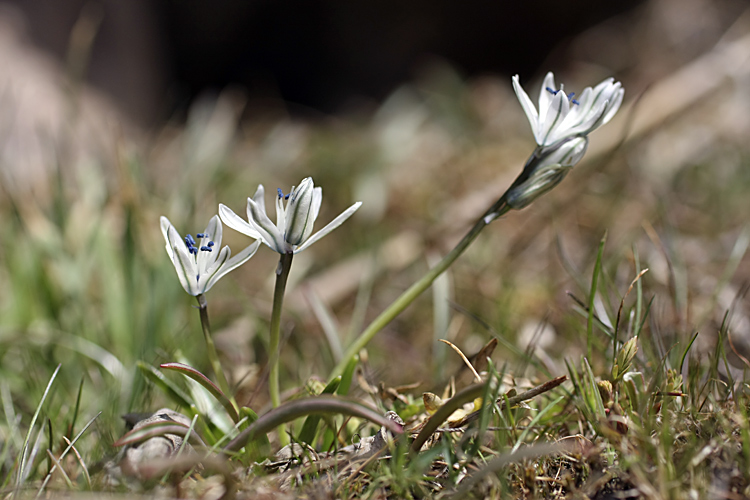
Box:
238 407 269 461
336 355 358 397
583 357 607 420
160 362 240 423
136 361 192 409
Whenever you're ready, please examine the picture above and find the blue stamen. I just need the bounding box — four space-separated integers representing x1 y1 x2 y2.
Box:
189 246 198 255
200 246 212 252
277 188 290 200
185 234 196 246
196 274 200 282
196 233 206 238
207 241 215 247
546 87 579 105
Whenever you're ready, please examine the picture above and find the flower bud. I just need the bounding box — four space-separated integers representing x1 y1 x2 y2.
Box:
506 137 588 209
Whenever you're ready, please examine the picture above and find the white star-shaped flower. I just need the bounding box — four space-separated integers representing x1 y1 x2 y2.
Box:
219 177 362 254
512 72 624 147
160 215 260 296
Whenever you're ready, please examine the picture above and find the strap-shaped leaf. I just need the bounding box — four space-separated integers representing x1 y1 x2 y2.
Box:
160 362 240 423
223 395 402 455
113 420 206 448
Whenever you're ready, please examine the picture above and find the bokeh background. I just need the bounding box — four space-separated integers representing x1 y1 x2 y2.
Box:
0 0 749 441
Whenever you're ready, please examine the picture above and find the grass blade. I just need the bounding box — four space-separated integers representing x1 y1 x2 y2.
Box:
588 232 607 360
17 364 61 489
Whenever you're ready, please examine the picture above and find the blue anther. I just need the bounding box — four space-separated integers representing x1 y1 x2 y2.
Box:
546 87 557 95
567 92 575 100
207 241 215 247
189 246 198 255
196 274 200 282
571 99 580 105
200 246 212 252
185 234 196 246
196 233 206 238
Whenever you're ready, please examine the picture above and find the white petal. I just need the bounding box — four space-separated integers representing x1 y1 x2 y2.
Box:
248 197 286 253
205 240 261 291
275 191 286 234
197 215 222 272
512 75 540 141
303 186 323 243
199 245 231 293
219 203 261 240
160 216 176 259
166 224 187 262
542 137 589 167
294 201 362 254
539 90 569 145
173 243 199 295
204 215 222 247
601 85 624 124
285 178 315 246
252 185 268 217
538 72 556 117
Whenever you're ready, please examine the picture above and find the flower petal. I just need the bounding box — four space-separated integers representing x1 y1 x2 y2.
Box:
303 186 323 243
539 90 569 145
172 242 199 295
248 197 286 253
294 201 362 254
601 85 624 125
219 203 261 240
252 185 268 217
205 240 261 291
512 75 540 142
538 72 556 118
196 215 222 272
275 190 286 235
160 216 177 259
199 245 231 293
285 177 315 246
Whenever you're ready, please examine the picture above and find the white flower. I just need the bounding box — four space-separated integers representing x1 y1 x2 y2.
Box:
160 215 260 296
219 177 362 254
512 72 624 147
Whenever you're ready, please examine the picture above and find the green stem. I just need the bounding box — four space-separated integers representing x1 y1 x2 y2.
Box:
196 294 235 408
269 252 294 446
330 197 511 379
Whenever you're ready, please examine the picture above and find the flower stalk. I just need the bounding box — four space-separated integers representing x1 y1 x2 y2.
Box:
196 294 235 407
269 251 294 446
